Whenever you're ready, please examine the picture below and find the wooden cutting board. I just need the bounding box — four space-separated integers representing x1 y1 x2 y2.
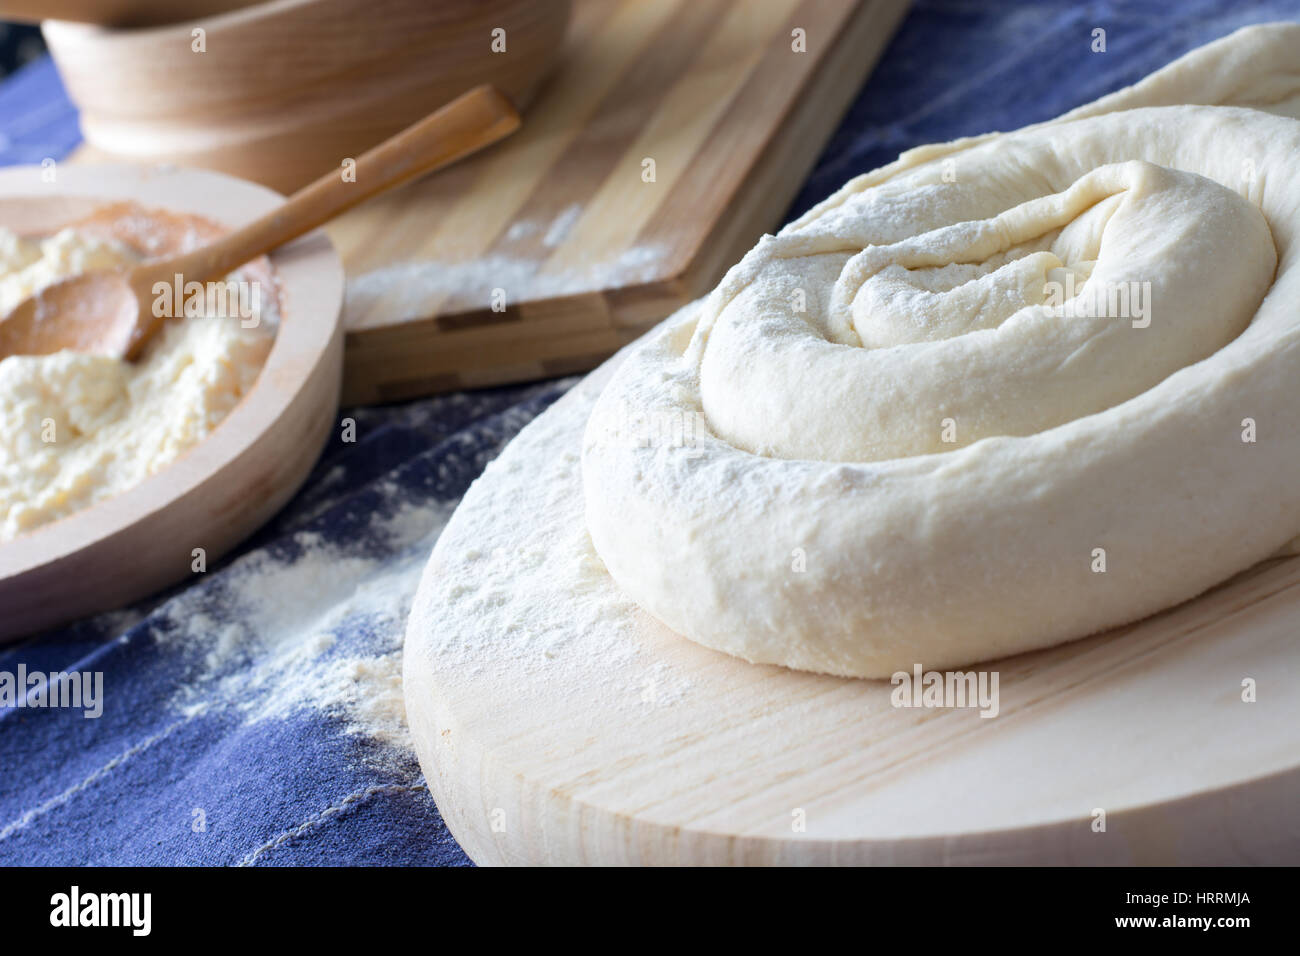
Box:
404 359 1300 866
335 0 910 403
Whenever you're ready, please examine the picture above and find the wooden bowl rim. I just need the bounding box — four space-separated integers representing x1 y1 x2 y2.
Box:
40 0 559 44
42 0 323 40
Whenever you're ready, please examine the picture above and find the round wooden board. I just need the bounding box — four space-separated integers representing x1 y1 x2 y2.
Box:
405 318 1300 866
0 164 344 640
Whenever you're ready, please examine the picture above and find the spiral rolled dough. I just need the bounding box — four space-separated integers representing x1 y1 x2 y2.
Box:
581 23 1300 678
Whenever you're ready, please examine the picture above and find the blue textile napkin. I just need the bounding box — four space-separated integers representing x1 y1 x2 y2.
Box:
0 0 1294 866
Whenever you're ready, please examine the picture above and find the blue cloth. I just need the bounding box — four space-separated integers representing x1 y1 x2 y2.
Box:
1 0 1295 866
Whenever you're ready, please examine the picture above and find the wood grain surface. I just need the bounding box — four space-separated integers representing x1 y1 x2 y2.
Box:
335 0 910 403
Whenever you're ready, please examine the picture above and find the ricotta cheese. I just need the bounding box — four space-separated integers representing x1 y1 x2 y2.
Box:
0 227 273 541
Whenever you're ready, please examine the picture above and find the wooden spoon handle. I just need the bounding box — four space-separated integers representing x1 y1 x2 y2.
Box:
140 85 520 289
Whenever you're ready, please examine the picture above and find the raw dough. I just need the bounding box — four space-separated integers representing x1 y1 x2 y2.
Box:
581 23 1300 677
0 227 273 541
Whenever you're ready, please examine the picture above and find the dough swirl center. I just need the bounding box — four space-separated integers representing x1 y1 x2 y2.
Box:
691 160 1275 463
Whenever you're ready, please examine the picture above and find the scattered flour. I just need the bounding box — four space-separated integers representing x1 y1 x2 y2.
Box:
344 243 669 324
154 495 457 758
412 370 697 717
503 220 539 242
542 204 583 248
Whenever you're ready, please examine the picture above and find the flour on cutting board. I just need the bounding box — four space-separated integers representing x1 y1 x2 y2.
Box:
541 203 583 248
154 494 457 758
413 370 697 714
344 241 669 323
501 204 583 246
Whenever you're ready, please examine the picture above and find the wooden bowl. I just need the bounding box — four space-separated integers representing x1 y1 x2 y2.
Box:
0 163 344 640
4 0 264 28
43 0 572 193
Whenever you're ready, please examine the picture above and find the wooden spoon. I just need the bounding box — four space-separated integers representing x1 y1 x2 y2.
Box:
0 84 520 362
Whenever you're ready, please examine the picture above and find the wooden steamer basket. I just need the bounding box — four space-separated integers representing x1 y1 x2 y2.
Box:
43 0 573 192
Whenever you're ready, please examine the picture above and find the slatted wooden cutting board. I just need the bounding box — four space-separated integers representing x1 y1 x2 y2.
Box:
335 0 910 403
